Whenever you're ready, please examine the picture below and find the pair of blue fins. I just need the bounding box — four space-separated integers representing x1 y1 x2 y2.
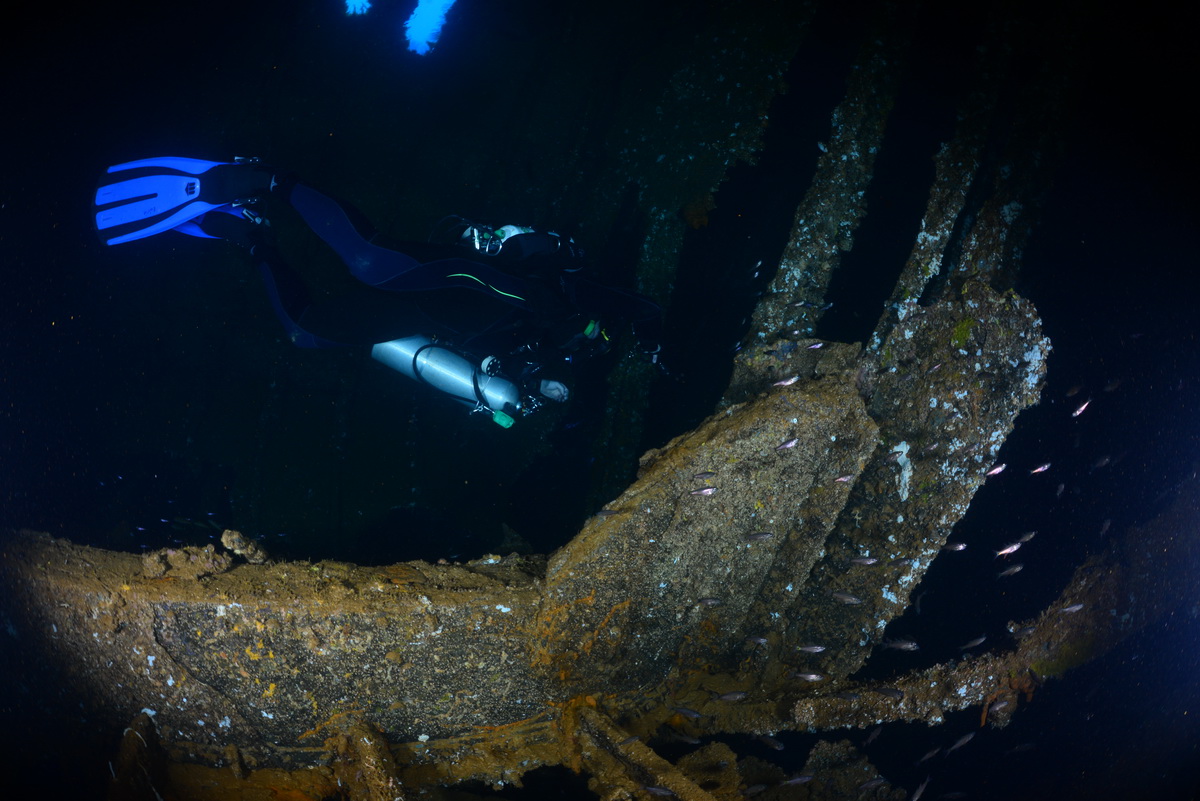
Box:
94 156 273 246
93 156 532 427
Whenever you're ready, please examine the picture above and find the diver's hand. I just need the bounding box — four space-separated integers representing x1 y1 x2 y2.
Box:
641 345 677 379
539 379 570 402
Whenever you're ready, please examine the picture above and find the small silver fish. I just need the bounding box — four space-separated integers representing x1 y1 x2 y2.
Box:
780 774 813 786
995 542 1021 557
693 471 717 479
757 734 784 750
807 342 824 350
672 706 702 720
1061 603 1084 613
946 731 975 754
850 556 879 566
641 786 674 797
1029 462 1051 474
744 531 773 541
858 778 886 791
797 644 826 653
997 563 1024 578
773 375 800 387
986 463 1007 476
790 671 825 682
716 691 747 702
1018 530 1038 542
776 437 799 451
1072 398 1090 417
883 639 919 651
872 687 904 700
834 474 854 482
744 636 768 646
832 591 863 604
988 700 1009 713
690 487 717 496
911 775 931 801
943 542 967 551
696 597 722 607
916 747 940 764
960 635 986 649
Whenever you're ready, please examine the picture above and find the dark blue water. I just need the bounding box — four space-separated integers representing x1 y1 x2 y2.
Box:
2 0 1198 798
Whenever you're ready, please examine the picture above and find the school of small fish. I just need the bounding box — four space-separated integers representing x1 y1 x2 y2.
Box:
660 381 1109 800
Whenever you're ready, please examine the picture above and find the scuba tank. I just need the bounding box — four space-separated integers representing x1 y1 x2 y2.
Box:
370 336 523 428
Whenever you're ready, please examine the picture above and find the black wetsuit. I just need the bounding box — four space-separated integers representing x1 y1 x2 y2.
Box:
210 181 661 363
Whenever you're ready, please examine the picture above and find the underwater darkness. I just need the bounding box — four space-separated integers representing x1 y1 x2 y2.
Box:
2 0 1200 798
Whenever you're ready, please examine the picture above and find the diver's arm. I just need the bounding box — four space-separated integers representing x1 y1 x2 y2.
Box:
456 221 585 274
561 274 663 353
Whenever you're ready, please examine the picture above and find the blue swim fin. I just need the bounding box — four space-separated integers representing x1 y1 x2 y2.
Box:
94 156 273 246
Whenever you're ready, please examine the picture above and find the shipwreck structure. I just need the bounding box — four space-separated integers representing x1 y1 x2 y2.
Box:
6 3 1182 801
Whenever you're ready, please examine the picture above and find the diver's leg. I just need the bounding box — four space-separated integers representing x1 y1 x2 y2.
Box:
249 235 454 348
281 184 555 314
283 183 424 286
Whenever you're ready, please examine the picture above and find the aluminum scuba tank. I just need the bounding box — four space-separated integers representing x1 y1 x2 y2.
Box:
370 336 522 427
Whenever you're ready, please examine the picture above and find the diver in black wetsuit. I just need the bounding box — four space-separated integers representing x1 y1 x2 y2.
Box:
94 156 664 425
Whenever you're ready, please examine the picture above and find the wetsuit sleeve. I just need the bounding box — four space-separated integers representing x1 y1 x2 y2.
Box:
492 231 586 278
495 231 561 260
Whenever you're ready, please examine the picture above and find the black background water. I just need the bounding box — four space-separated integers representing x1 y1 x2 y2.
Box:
2 0 1198 798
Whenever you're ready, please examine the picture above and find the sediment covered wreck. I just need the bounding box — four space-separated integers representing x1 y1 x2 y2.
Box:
7 3 1182 800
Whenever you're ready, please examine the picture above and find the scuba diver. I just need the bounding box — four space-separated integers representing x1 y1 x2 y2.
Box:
93 156 664 427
